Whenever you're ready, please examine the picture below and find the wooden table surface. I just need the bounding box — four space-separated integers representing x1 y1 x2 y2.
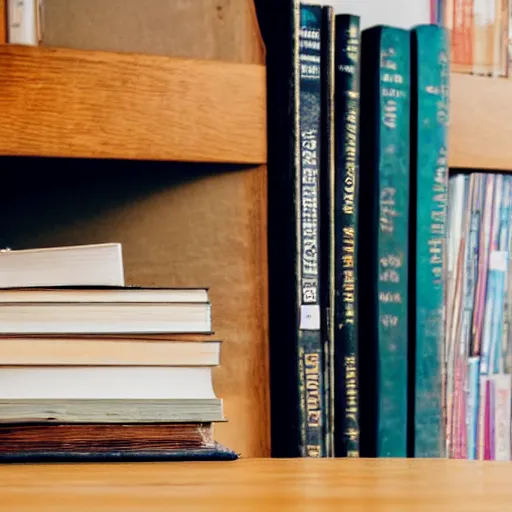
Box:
0 458 511 511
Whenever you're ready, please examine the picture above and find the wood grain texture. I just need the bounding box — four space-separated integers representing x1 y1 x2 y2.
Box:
0 459 511 510
0 1 5 44
0 45 267 164
449 73 512 171
41 0 265 64
0 423 214 453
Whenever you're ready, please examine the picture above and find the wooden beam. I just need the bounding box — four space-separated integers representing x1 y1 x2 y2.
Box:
0 45 267 164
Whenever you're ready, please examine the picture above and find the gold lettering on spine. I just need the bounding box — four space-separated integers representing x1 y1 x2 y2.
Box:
340 25 360 456
341 227 356 325
377 45 406 330
343 97 357 216
341 62 358 323
344 355 359 455
304 353 321 428
426 48 449 287
301 129 319 303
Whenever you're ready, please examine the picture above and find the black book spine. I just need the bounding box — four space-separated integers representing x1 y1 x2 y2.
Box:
320 4 335 458
296 3 326 457
333 14 361 458
265 0 326 458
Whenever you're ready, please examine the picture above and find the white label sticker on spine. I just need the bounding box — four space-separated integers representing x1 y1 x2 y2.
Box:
490 251 507 272
300 305 320 330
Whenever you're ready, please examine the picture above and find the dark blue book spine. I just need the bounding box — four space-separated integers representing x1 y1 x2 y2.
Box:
333 14 361 458
297 3 326 457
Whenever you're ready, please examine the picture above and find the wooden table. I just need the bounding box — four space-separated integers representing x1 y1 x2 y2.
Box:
0 458 510 511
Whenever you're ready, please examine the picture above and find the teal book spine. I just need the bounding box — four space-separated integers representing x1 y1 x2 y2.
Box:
359 25 410 458
410 24 449 458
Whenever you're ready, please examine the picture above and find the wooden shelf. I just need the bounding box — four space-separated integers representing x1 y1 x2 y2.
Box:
0 45 267 164
449 73 512 171
1 459 511 509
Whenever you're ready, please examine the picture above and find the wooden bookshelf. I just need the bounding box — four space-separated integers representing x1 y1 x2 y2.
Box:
0 0 270 458
0 45 266 164
449 73 512 171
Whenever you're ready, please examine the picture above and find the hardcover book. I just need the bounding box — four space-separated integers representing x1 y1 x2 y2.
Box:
358 25 411 458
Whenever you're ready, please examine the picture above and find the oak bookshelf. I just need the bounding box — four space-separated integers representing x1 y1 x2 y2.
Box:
0 0 270 458
0 1 507 460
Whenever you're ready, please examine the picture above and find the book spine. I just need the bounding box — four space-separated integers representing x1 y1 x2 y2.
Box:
493 373 511 460
410 24 449 458
375 27 411 458
359 26 410 458
333 14 361 458
297 3 326 457
466 356 480 460
473 175 496 355
320 5 335 457
451 0 473 73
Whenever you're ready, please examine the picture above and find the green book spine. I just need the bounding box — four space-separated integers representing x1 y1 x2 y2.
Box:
410 24 449 458
333 14 361 458
359 25 410 458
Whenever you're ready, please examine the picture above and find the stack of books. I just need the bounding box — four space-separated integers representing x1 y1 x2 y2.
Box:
0 243 236 461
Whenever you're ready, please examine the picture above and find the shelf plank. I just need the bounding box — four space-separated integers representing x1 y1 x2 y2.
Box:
449 73 512 171
0 459 511 509
0 45 267 164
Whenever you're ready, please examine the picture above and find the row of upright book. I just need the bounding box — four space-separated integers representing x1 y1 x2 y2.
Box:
0 243 235 461
447 173 512 460
263 1 451 459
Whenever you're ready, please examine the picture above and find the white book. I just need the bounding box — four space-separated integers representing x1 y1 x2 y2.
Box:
0 367 216 399
0 243 125 288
